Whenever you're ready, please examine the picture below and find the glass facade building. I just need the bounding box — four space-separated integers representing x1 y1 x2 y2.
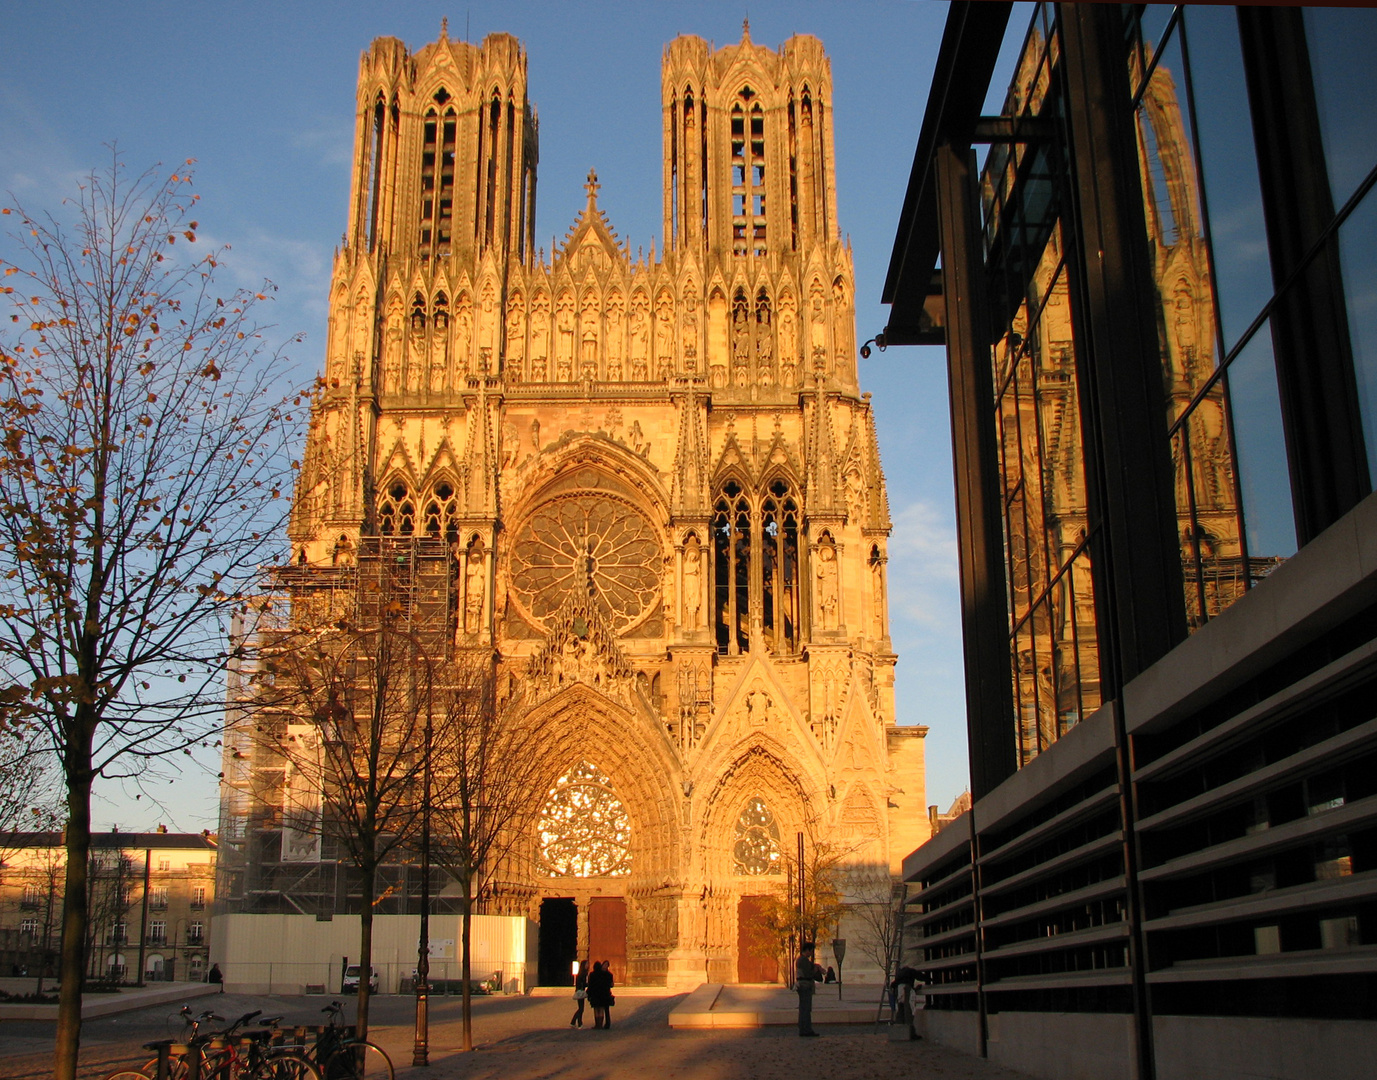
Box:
884 5 1377 1079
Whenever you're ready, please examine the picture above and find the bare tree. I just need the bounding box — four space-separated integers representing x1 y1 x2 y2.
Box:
848 871 906 991
261 617 431 1040
744 828 848 986
428 654 555 1051
0 155 300 1078
0 724 53 862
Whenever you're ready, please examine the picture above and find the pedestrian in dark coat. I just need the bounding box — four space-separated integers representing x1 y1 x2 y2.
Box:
795 942 819 1036
587 960 615 1029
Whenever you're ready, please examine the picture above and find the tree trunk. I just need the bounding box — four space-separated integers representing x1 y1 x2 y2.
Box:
356 861 376 1042
55 758 94 1080
461 877 473 1052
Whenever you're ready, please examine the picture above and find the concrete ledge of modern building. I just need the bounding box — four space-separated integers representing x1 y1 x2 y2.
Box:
902 801 973 882
1125 488 1377 737
902 703 1119 882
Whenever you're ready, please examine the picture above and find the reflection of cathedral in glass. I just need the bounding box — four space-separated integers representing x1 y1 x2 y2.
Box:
229 24 930 988
981 27 1266 765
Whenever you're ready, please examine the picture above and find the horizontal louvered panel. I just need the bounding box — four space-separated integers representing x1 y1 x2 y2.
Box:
1140 794 1377 883
1145 868 1377 932
979 784 1120 868
982 874 1127 930
1133 639 1377 785
983 920 1129 963
980 831 1122 900
1136 717 1377 833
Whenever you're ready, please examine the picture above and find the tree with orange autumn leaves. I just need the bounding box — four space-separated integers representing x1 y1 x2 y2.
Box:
0 155 303 1079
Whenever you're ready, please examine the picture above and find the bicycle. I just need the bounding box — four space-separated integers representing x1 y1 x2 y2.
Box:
122 1009 321 1080
304 1001 394 1080
137 1006 222 1079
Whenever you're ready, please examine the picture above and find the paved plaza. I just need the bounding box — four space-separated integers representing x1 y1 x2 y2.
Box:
1 989 1033 1080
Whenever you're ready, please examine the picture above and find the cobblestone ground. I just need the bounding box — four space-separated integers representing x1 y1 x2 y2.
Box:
2 992 1032 1080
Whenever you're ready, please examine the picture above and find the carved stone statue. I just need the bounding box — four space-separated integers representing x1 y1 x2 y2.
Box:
655 297 674 377
606 293 625 379
531 294 551 378
465 548 486 634
581 302 599 378
630 299 649 379
683 545 702 628
817 543 839 630
732 306 750 386
747 687 771 727
506 302 525 380
556 294 576 380
809 280 828 372
383 299 403 392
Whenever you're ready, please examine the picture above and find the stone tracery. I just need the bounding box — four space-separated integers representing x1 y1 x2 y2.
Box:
508 492 662 632
538 761 632 877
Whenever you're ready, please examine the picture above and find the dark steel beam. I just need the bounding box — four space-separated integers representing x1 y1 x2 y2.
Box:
883 2 1013 345
934 142 1017 802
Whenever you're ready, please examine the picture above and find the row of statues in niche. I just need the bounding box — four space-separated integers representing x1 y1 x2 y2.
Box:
344 277 853 393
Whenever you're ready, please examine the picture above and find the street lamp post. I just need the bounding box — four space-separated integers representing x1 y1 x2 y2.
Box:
412 691 434 1066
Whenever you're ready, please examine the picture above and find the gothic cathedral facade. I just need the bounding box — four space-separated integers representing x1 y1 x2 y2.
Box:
278 25 927 986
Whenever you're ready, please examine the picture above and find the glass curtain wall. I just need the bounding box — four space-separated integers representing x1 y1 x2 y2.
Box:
982 7 1101 766
980 4 1377 766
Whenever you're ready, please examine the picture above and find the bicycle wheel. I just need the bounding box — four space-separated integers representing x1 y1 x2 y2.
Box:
256 1051 323 1080
140 1056 191 1080
324 1041 393 1080
105 1072 154 1080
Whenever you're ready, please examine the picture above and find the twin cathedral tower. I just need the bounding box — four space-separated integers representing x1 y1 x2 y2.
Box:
246 23 927 986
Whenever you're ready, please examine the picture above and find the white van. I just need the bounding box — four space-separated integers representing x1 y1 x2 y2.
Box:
342 965 379 993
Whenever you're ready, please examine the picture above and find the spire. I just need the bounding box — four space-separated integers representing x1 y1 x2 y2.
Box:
584 168 601 210
440 16 449 40
742 18 751 42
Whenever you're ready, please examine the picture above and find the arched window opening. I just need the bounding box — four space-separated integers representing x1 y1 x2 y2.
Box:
432 292 449 331
713 480 751 654
437 109 457 255
750 104 766 255
423 480 458 543
484 96 500 248
411 292 427 333
787 94 799 251
366 95 385 251
670 91 680 245
538 761 631 877
762 479 800 653
378 480 416 537
419 109 438 255
731 104 747 255
733 796 782 876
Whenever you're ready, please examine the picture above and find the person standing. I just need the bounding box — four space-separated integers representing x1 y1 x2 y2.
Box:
208 963 224 993
795 942 819 1036
570 959 589 1028
587 960 615 1029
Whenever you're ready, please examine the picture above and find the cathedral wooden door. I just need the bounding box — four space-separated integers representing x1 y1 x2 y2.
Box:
588 896 627 986
737 895 779 983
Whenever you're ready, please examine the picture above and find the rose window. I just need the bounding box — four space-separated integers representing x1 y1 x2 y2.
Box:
538 761 631 877
509 494 661 632
733 796 782 876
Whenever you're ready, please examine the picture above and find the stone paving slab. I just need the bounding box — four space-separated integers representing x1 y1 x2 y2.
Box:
668 983 886 1028
4 989 1033 1080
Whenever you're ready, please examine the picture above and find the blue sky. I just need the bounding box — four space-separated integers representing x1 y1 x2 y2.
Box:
0 0 976 831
